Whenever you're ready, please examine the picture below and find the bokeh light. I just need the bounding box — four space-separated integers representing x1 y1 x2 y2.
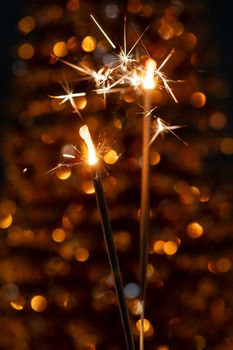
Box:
31 295 47 312
81 36 97 52
18 43 35 60
187 222 204 239
53 41 68 57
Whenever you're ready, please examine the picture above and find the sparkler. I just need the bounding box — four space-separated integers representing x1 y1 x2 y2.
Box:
79 125 135 350
140 58 156 350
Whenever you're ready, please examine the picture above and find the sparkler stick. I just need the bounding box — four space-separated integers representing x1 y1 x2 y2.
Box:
79 125 135 350
140 58 156 350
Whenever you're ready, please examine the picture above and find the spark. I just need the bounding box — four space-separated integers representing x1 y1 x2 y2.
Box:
90 14 116 49
49 81 85 119
149 117 187 146
79 125 98 165
62 153 76 159
155 49 178 103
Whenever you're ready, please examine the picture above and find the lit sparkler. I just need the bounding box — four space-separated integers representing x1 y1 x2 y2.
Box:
140 58 156 350
79 125 135 350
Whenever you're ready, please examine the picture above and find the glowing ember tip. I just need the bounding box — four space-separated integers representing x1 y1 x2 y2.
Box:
79 125 97 165
143 59 157 90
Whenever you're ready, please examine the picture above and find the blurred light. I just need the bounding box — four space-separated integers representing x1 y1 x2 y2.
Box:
164 241 178 255
10 296 25 310
127 0 143 13
123 93 135 103
159 24 174 40
141 4 153 17
136 319 152 333
0 214 12 229
1 283 19 300
209 112 227 129
0 200 16 215
103 150 119 164
59 243 74 260
187 222 203 239
28 100 44 116
194 335 206 350
216 257 231 273
124 283 140 299
67 36 79 51
172 21 184 36
76 96 87 110
75 248 90 262
31 295 47 312
182 32 197 50
114 231 132 251
150 151 161 166
82 181 95 194
81 36 97 52
41 133 55 144
18 16 36 33
220 138 233 155
153 240 165 254
66 0 80 11
147 263 154 278
53 41 68 57
18 43 35 60
208 261 217 274
199 187 210 203
105 4 119 19
157 346 169 350
190 92 206 108
7 228 22 246
52 228 66 243
12 60 28 76
62 216 73 229
56 167 71 180
47 5 63 20
113 118 122 129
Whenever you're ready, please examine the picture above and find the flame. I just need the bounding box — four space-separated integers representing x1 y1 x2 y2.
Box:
143 59 156 90
79 125 97 165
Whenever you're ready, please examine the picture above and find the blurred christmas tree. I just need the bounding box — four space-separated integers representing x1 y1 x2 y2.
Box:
1 0 233 349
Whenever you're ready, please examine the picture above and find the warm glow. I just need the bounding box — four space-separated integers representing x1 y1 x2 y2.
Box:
55 167 71 180
136 318 151 332
103 149 119 164
81 36 97 52
31 295 47 312
216 257 231 273
53 41 68 57
52 228 66 243
190 92 206 108
220 138 233 155
143 59 156 89
164 241 178 255
153 240 165 254
10 296 25 311
0 214 12 229
18 43 35 60
79 125 97 165
187 222 203 239
18 16 36 33
75 248 90 262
